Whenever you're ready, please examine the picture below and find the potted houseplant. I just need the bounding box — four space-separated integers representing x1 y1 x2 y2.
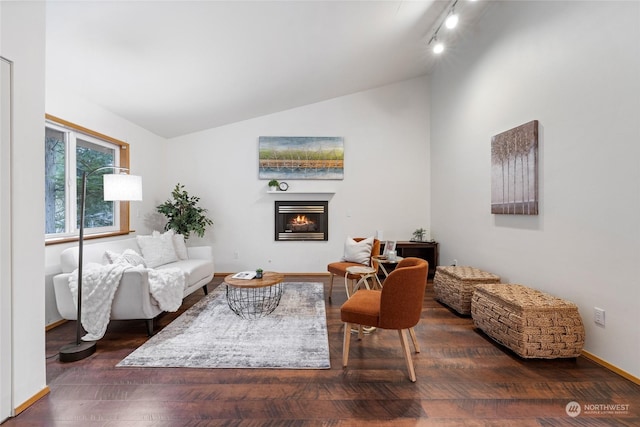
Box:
268 179 279 191
156 183 213 239
412 228 427 242
255 268 263 279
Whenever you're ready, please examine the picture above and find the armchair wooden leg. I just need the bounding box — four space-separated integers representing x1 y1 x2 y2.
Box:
328 274 335 300
344 275 350 298
398 329 416 382
409 327 420 353
343 322 352 368
202 284 209 295
344 277 357 298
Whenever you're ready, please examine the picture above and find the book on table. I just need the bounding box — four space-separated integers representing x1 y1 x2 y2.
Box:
231 271 257 280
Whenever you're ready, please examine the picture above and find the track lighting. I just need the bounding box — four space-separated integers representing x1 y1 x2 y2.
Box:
427 0 467 55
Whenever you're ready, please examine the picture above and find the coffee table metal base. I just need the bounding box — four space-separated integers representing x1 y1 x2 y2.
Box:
226 282 284 319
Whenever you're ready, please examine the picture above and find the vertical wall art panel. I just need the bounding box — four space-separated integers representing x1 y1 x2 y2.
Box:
259 136 344 180
491 120 539 215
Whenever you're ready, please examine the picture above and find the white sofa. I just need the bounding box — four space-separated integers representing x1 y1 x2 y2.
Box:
53 236 214 335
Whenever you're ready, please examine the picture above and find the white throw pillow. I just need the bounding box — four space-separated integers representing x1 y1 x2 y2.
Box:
105 249 147 267
172 233 188 260
341 236 374 265
136 230 178 268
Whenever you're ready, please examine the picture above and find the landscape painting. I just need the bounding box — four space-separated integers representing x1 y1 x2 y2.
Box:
491 120 539 215
259 136 344 180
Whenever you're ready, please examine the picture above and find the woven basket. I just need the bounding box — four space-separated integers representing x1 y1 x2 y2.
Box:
433 266 501 315
471 284 585 359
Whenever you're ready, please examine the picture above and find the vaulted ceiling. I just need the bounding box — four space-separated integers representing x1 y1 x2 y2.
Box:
46 0 486 138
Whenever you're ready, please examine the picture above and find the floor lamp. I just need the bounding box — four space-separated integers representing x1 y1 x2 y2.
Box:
59 166 142 363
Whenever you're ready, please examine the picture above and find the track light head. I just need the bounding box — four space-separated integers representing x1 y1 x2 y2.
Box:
445 12 459 29
433 40 445 54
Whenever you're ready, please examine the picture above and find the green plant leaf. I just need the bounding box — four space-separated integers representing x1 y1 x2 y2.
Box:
156 183 213 239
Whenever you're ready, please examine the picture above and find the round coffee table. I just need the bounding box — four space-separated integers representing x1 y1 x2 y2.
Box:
224 271 285 319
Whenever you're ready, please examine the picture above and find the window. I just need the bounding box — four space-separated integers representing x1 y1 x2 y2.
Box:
45 114 132 243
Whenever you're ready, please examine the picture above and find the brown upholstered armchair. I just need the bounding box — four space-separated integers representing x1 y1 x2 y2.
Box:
340 257 428 382
327 237 380 301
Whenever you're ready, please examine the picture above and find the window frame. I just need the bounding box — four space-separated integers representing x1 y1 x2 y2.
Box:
45 114 133 245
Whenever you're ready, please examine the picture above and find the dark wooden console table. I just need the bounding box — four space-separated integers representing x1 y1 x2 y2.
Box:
381 241 439 279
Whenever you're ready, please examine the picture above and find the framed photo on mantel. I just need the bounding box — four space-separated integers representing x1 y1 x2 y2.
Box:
491 120 539 215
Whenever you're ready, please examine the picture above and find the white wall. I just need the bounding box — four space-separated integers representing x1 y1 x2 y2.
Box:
167 76 430 273
0 0 47 416
430 1 640 377
44 91 168 325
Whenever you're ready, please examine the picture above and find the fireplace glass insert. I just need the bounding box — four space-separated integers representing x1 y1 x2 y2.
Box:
275 201 328 241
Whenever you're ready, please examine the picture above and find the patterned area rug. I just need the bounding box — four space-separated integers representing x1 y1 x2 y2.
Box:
117 282 330 369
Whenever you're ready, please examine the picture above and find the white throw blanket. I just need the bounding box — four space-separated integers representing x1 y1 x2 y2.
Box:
69 263 185 341
147 268 185 312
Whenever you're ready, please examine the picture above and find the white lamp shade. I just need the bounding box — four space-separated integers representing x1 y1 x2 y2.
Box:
103 174 143 201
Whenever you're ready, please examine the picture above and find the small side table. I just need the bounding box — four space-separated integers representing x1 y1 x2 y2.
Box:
372 255 404 284
344 265 381 299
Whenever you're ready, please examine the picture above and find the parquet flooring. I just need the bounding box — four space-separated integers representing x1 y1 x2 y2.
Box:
5 275 639 426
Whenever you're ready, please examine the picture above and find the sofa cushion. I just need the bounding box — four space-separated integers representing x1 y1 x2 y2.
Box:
137 230 178 268
157 259 213 288
105 249 147 267
60 238 141 273
172 233 189 260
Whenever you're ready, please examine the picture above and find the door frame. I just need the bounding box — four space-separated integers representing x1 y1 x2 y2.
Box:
1 55 15 421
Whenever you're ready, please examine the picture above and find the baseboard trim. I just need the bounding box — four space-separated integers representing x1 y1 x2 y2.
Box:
581 350 639 385
214 272 330 277
14 386 50 416
45 318 67 331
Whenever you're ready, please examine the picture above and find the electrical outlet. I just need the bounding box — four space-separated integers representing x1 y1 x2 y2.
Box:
594 307 605 327
452 259 458 266
234 250 240 260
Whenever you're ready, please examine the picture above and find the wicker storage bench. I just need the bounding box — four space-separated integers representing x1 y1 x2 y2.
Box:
471 284 585 359
433 266 501 315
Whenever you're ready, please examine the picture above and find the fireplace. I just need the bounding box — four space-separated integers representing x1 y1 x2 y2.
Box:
275 201 328 241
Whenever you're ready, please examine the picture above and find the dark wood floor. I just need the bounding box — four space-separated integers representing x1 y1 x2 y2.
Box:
5 275 640 426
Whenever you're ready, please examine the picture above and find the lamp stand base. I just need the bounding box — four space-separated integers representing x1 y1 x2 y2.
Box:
59 340 96 363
